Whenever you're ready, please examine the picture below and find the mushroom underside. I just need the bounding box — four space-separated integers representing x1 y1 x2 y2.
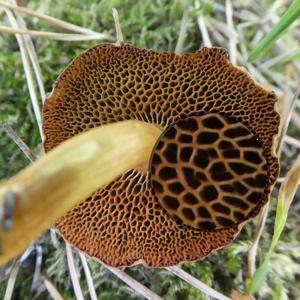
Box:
42 44 279 267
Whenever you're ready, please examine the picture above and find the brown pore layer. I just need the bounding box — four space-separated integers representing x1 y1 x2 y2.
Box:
150 114 268 230
42 44 279 268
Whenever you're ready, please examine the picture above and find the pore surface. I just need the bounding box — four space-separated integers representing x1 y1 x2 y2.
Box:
43 44 279 267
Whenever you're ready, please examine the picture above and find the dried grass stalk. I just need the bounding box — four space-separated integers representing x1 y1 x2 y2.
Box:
2 124 37 162
3 8 43 135
107 267 163 300
66 244 84 300
166 266 231 300
79 253 97 300
43 276 64 300
0 0 111 37
0 25 113 41
10 0 46 101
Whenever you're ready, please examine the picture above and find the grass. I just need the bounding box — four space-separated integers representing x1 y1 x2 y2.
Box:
0 0 300 299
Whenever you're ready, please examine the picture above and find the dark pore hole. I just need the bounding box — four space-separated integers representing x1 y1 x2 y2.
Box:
224 126 250 138
197 206 211 218
163 195 180 210
212 203 231 215
180 147 193 162
223 196 249 209
182 208 196 221
244 150 263 165
216 216 234 227
197 131 219 144
177 117 198 132
198 221 216 230
193 149 209 168
200 185 218 202
168 182 185 194
163 143 178 163
202 115 224 129
183 193 199 205
159 167 177 180
182 167 200 189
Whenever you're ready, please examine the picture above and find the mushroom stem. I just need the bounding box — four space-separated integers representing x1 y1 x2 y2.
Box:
0 120 161 265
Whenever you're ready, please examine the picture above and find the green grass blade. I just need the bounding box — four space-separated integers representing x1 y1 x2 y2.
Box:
248 200 286 294
248 256 271 294
248 0 300 62
248 155 300 294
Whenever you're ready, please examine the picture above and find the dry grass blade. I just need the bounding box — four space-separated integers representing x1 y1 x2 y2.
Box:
0 121 160 264
79 253 97 300
195 0 211 47
166 266 231 300
66 244 84 300
31 245 43 295
259 49 299 70
43 276 64 300
0 0 111 36
247 83 300 279
3 260 21 300
225 0 237 64
3 9 42 136
10 0 45 101
175 5 189 54
0 25 113 41
249 154 300 293
2 124 37 162
247 204 269 278
284 135 300 149
279 154 300 212
277 83 300 156
3 246 33 300
107 267 163 300
112 8 123 45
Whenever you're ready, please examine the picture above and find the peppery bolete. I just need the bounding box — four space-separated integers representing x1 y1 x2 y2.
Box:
42 44 279 267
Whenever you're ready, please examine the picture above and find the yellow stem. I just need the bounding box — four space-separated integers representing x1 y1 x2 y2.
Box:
0 120 161 264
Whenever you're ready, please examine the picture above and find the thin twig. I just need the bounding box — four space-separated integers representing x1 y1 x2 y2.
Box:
79 253 97 300
247 205 269 278
4 8 42 136
112 8 123 46
2 124 37 162
0 0 111 36
65 244 84 300
225 0 238 64
175 5 189 54
107 267 163 300
166 266 231 300
0 25 112 41
284 135 300 149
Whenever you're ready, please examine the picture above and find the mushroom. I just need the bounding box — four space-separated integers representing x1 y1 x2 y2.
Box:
42 43 279 268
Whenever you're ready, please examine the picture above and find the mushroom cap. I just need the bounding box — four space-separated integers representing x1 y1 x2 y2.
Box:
42 44 279 267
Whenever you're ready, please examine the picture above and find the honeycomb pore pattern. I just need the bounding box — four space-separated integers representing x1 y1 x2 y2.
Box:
42 43 279 267
150 113 268 230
